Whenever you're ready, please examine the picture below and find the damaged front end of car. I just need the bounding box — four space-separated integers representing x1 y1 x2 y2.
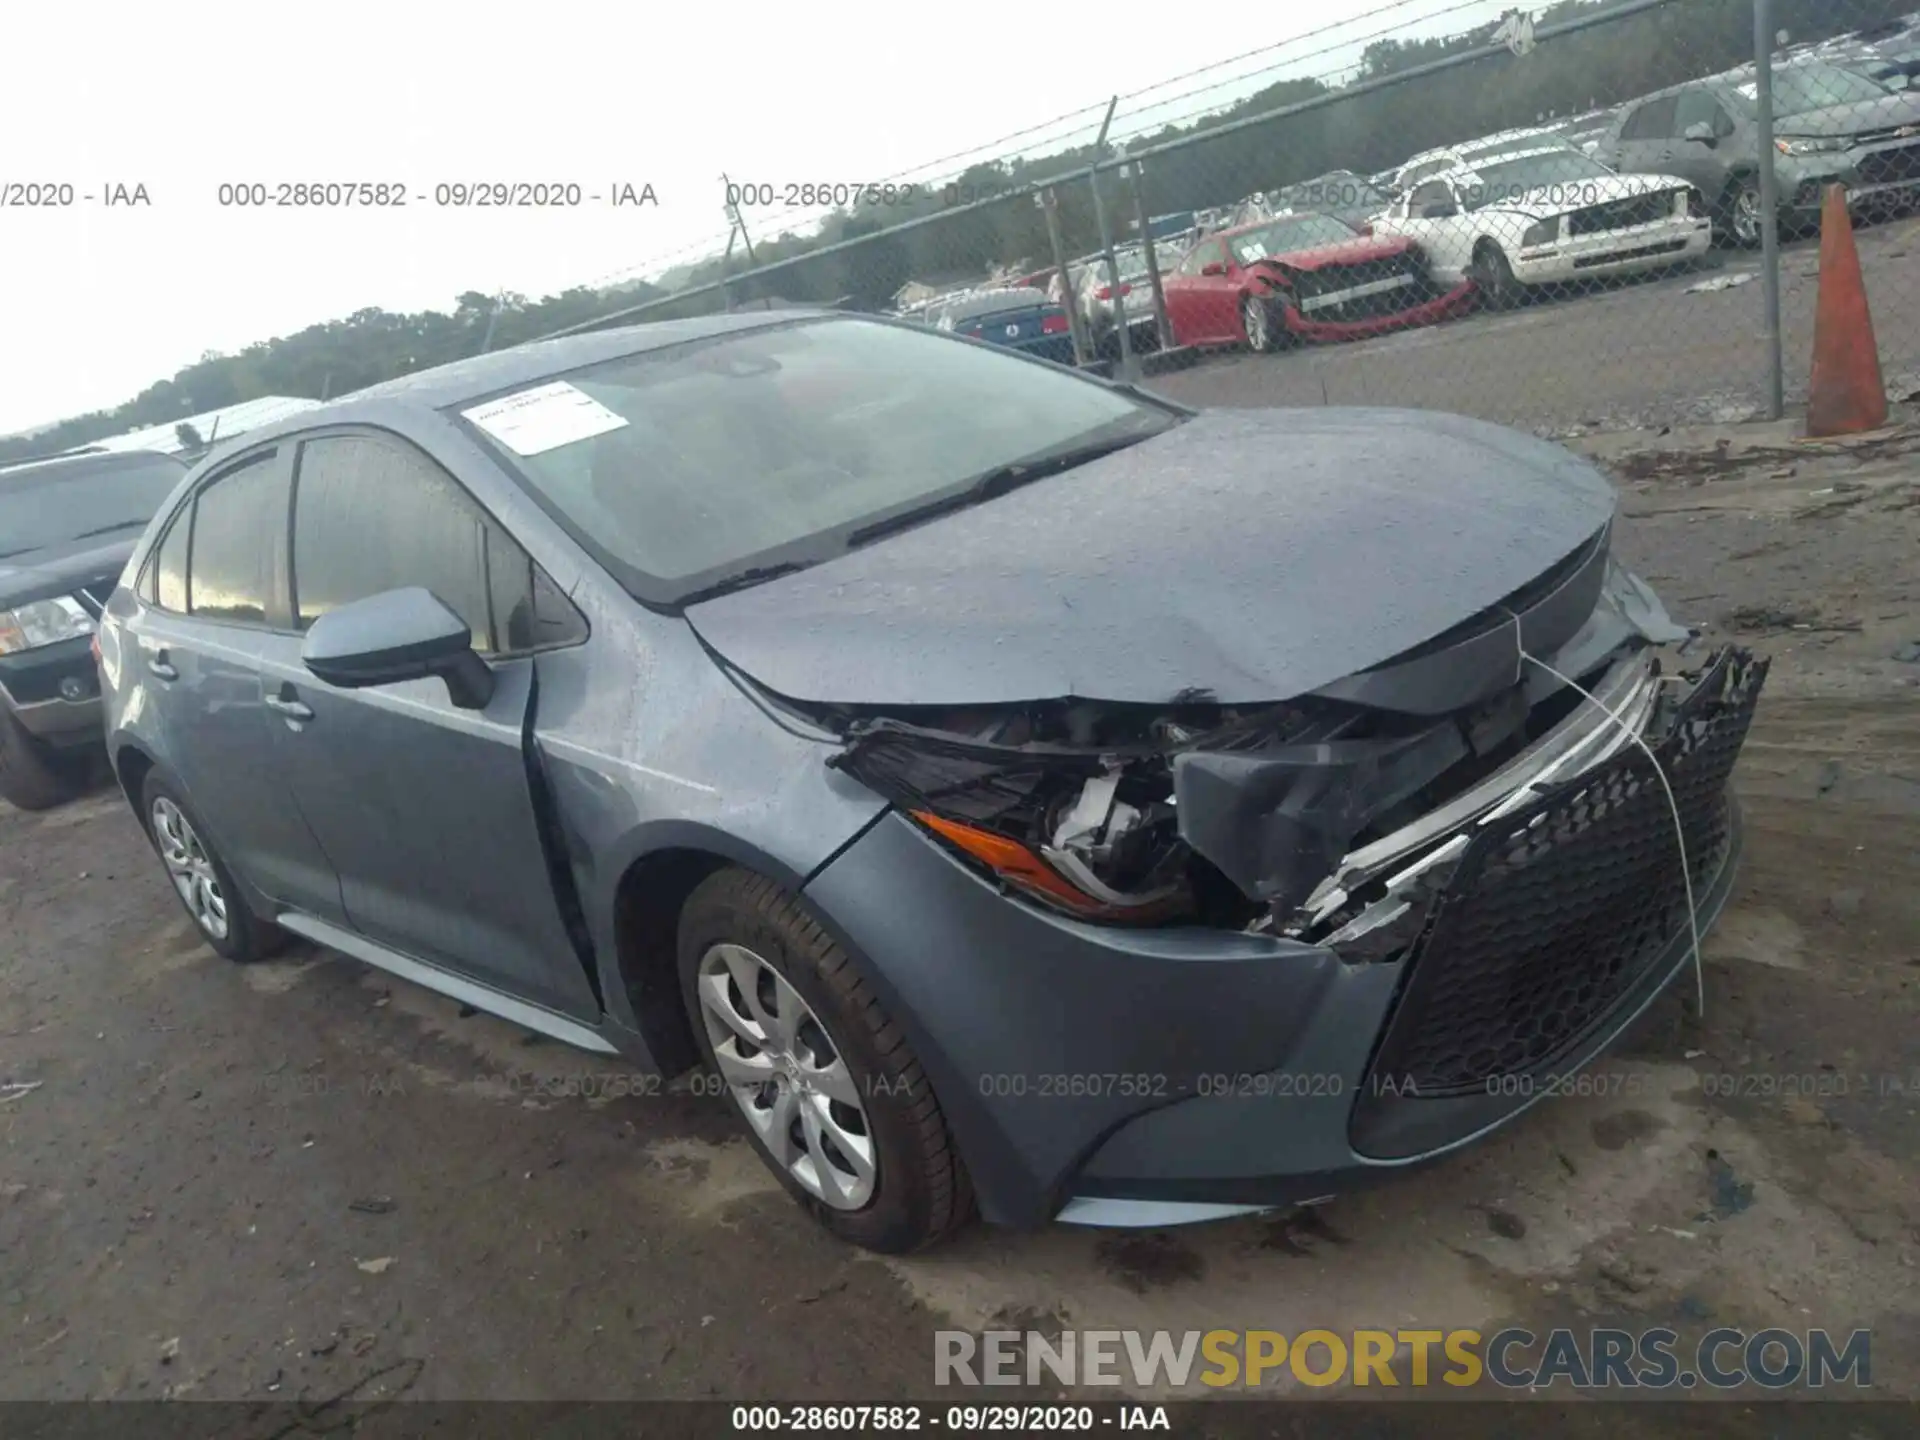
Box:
814 554 1769 980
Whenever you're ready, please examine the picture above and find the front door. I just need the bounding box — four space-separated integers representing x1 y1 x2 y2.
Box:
263 429 599 1019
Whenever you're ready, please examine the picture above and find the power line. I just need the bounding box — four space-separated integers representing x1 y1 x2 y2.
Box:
697 0 1487 244
577 0 1510 296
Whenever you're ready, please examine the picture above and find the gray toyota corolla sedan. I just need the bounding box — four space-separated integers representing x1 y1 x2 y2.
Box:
98 310 1765 1253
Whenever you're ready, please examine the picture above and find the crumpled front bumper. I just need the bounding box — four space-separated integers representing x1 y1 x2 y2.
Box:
1279 277 1479 343
802 645 1767 1231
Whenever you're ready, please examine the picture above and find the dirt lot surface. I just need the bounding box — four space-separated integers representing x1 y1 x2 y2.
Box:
2 412 1917 1425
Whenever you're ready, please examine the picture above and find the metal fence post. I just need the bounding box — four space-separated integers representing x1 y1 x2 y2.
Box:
1754 0 1785 421
1089 165 1135 378
1128 158 1172 354
1040 188 1092 366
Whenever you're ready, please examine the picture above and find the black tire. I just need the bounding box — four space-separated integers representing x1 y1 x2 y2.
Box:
1472 243 1524 310
1240 294 1291 353
138 771 285 963
0 707 89 812
1720 175 1763 249
677 867 973 1253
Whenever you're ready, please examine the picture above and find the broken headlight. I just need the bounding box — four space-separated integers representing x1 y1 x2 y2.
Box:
830 721 1193 922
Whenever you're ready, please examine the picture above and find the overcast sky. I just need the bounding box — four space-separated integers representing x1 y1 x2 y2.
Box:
0 0 1517 435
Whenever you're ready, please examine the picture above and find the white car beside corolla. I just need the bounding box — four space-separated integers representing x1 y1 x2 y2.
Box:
1370 139 1713 308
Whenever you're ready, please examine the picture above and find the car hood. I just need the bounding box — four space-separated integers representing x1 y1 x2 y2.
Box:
0 532 140 609
1490 170 1683 220
1775 92 1920 136
1248 234 1415 271
684 407 1619 709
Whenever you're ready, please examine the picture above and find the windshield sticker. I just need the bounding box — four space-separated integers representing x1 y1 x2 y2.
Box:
461 381 630 456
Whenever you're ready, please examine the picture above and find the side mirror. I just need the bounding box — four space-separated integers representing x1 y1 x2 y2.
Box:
1683 121 1716 144
1201 262 1226 277
302 586 495 711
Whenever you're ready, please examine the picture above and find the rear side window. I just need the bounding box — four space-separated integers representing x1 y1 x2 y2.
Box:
151 509 190 613
291 433 582 656
1620 96 1680 141
186 453 289 625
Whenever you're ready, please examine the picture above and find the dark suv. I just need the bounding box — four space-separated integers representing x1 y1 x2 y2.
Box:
0 449 187 808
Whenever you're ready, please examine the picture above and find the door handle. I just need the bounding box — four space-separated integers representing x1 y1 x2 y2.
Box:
265 693 315 723
146 651 178 681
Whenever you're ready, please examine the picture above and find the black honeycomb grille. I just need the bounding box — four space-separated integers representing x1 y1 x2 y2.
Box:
1361 648 1768 1099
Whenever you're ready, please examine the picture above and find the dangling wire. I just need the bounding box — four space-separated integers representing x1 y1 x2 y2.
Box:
1503 611 1706 1018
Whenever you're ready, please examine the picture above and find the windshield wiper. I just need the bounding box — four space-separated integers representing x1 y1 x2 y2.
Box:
63 520 147 543
677 560 811 605
847 432 1156 549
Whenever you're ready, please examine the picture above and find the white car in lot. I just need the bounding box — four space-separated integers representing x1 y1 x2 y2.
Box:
1371 143 1712 307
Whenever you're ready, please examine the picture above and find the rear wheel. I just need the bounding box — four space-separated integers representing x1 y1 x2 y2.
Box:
0 707 89 812
1472 242 1524 310
678 867 973 1253
140 772 285 963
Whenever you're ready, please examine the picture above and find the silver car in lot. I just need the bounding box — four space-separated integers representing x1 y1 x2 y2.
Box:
1074 244 1177 356
100 311 1764 1253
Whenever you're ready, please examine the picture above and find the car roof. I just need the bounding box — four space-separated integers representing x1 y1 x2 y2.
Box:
1217 212 1354 242
939 287 1049 316
1438 143 1581 178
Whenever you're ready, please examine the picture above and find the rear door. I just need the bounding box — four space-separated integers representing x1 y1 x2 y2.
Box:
1611 95 1682 180
128 446 345 919
254 428 599 1017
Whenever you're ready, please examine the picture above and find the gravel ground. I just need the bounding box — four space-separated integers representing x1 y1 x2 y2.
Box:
1 412 1916 1422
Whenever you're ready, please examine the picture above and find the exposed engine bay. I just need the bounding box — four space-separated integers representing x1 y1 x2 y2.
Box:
803 548 1719 960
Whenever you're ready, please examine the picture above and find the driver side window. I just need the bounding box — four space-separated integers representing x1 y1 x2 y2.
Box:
289 432 585 658
1410 180 1456 217
1674 89 1734 138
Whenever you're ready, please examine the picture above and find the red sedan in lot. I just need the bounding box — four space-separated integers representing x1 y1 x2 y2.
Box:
1161 211 1477 352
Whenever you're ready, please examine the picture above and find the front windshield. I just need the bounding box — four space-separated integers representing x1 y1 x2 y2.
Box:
0 456 185 560
458 317 1175 601
1764 63 1894 115
1227 213 1356 262
1459 151 1613 210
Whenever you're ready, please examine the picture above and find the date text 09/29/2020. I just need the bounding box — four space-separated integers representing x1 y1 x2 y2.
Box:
210 181 659 208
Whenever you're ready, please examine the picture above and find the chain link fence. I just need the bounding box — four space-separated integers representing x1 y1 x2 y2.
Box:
542 0 1920 437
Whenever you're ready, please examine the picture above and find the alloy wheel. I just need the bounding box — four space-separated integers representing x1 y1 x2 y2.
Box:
1731 186 1762 247
696 942 877 1210
1241 297 1269 351
151 797 230 941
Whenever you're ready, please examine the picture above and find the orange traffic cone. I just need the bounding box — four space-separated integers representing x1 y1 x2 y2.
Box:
1805 184 1887 438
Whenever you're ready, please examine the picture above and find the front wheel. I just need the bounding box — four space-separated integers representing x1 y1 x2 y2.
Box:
1241 295 1290 353
1722 177 1764 249
677 868 973 1253
1472 243 1524 310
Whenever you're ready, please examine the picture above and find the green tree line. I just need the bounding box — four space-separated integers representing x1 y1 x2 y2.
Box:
5 0 1903 462
654 0 1907 315
2 285 658 464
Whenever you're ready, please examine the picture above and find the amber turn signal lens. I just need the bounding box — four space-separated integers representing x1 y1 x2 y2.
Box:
910 810 1121 916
